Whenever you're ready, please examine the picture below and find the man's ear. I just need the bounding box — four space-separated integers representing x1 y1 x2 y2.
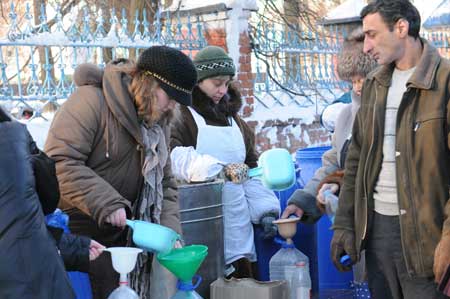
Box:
396 18 409 38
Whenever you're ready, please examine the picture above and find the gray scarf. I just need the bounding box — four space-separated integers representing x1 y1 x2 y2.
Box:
130 122 168 299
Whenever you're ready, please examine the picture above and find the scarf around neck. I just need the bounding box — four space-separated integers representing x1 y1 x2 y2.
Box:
130 122 168 299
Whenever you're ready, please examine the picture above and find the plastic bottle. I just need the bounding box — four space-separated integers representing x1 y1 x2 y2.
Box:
269 239 309 295
171 290 203 299
290 262 311 299
107 285 139 299
171 278 203 299
45 208 70 233
322 190 339 224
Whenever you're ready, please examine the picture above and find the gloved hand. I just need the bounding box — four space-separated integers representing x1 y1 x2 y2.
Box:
434 234 450 283
223 163 249 184
282 189 322 224
260 215 278 240
330 229 357 272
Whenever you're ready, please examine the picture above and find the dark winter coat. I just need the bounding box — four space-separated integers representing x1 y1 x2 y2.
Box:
0 115 75 299
170 84 258 168
335 39 450 277
30 137 91 272
44 61 181 245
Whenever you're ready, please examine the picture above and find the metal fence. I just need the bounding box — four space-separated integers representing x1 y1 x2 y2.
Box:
0 3 206 118
250 21 450 108
2 2 450 118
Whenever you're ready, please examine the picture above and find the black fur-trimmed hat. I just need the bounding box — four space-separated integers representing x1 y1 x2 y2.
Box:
137 46 197 106
337 27 378 82
194 46 236 82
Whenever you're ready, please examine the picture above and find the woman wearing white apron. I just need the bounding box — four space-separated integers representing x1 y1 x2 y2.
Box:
170 46 280 278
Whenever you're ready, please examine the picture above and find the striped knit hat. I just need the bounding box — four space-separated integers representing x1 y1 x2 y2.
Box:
194 46 236 82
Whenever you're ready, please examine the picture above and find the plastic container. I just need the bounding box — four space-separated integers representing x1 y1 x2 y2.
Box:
171 277 204 299
323 190 339 224
107 285 139 299
290 262 311 299
45 209 93 299
296 146 353 291
269 242 309 297
126 219 180 254
254 160 318 292
178 180 224 298
248 148 296 190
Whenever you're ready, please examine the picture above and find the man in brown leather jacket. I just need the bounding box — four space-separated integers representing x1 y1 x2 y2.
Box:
331 1 450 298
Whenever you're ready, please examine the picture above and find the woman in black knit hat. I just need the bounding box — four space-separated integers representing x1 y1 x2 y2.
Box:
45 46 197 299
170 45 281 279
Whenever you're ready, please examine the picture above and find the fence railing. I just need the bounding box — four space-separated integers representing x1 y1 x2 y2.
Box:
3 2 450 119
0 3 206 118
250 21 450 109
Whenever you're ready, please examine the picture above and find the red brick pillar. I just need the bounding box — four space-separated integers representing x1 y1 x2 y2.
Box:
237 33 254 117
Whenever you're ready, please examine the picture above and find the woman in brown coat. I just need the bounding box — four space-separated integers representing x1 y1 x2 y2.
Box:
45 46 197 299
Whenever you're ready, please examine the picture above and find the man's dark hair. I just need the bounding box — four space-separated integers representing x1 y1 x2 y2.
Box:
360 0 421 39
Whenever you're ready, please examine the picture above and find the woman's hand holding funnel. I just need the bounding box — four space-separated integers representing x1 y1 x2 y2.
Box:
89 240 106 261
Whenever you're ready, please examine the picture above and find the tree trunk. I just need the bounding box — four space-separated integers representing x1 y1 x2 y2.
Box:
33 0 56 82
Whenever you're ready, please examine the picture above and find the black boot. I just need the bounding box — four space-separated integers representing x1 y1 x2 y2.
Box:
227 258 255 279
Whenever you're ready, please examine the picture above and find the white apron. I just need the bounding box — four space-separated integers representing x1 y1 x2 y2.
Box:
188 107 256 264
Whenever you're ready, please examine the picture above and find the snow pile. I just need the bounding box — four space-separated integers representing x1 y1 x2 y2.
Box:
247 90 344 124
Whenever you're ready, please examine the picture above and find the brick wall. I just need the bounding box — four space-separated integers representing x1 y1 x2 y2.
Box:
202 15 331 154
247 117 331 154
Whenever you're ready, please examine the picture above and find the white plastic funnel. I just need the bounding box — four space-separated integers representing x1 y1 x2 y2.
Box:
104 247 142 275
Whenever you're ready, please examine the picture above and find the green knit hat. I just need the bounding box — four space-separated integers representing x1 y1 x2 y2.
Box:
194 46 236 82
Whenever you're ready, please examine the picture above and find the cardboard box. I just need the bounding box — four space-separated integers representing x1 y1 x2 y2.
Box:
210 277 288 299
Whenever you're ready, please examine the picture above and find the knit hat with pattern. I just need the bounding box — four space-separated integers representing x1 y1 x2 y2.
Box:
194 46 236 82
137 46 197 106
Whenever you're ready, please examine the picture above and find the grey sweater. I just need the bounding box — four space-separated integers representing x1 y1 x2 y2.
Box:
288 92 360 223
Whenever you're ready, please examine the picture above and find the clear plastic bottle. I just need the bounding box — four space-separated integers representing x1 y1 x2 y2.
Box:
269 241 309 296
107 285 139 299
171 279 203 299
107 274 139 299
171 290 203 299
290 262 311 299
323 190 339 224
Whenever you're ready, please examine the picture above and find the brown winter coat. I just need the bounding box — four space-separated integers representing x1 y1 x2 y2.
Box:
170 84 258 168
45 61 181 246
335 39 450 278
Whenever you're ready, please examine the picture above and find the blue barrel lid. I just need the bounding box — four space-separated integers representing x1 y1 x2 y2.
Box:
296 146 332 160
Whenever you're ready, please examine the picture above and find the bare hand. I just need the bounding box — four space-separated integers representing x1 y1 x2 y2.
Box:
281 204 304 219
89 240 105 261
317 183 340 205
105 208 127 228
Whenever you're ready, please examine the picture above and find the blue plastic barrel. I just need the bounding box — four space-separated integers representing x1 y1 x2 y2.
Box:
296 146 354 291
